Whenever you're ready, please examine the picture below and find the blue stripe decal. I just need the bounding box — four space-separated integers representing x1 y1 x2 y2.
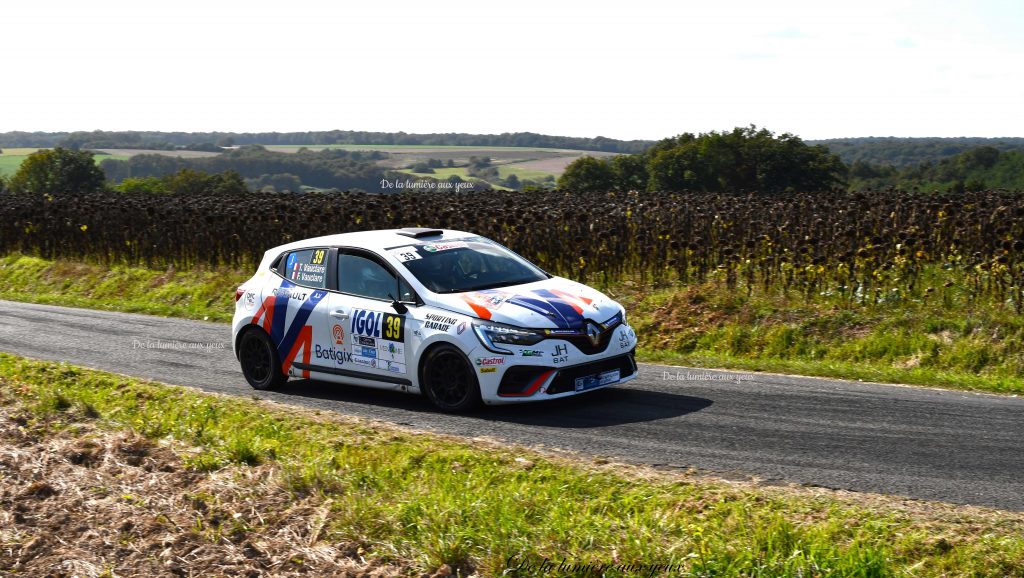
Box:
275 290 328 360
532 289 588 329
502 290 586 330
269 279 296 346
268 278 327 360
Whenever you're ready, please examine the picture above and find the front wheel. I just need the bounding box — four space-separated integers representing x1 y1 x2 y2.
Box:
238 329 287 390
421 344 482 412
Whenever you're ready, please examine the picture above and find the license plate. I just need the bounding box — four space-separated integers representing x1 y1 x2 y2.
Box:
574 369 620 392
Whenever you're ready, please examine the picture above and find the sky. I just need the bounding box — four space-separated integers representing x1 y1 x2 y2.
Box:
4 0 1023 141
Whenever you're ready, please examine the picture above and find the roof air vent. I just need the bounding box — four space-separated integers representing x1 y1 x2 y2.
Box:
396 227 445 239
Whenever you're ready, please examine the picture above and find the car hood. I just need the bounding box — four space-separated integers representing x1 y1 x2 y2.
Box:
425 277 620 329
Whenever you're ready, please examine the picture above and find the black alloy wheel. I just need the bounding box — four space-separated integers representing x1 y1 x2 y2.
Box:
421 345 482 412
239 329 287 390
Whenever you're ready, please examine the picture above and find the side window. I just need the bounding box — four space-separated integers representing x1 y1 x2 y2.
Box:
282 248 328 289
338 253 401 301
398 277 415 302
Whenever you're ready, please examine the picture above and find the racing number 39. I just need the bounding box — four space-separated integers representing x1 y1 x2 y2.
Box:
311 249 326 265
384 315 403 340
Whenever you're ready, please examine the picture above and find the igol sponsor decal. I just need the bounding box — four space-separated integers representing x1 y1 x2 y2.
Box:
424 313 458 332
351 309 404 342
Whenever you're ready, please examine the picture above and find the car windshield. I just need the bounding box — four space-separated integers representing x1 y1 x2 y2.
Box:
388 237 548 294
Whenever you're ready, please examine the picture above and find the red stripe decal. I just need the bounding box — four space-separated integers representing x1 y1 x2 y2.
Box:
462 296 493 320
501 369 555 397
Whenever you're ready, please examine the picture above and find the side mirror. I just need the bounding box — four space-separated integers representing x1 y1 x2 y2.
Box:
388 293 408 315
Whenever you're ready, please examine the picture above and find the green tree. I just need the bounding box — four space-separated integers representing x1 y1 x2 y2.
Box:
504 173 520 189
9 147 107 194
647 149 699 190
115 177 168 194
161 169 247 195
557 156 615 191
468 156 492 169
644 126 845 193
610 154 648 191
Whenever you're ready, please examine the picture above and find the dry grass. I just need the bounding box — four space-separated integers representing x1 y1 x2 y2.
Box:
0 409 416 578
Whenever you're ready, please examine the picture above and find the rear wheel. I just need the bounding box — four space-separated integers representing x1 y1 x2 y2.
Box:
421 344 482 412
238 329 287 390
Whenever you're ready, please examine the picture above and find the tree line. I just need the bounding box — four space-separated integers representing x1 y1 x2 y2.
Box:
808 137 1024 168
0 130 653 154
558 128 1024 193
558 126 847 193
99 146 388 192
849 146 1024 192
6 131 1024 196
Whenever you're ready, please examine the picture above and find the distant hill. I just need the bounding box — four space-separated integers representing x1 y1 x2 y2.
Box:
0 130 653 154
846 145 1024 192
809 137 1024 168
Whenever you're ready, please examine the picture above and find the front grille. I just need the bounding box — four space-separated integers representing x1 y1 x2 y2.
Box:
546 350 637 395
543 316 621 355
554 333 612 355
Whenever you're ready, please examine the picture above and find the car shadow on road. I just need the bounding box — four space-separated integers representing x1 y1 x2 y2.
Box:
274 380 712 428
480 387 713 428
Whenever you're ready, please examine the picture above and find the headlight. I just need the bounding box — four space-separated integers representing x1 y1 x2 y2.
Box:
473 322 545 354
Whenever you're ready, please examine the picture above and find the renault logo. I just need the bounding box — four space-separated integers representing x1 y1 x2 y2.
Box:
585 321 603 345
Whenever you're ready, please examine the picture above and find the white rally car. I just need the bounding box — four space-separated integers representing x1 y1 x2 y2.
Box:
232 228 638 411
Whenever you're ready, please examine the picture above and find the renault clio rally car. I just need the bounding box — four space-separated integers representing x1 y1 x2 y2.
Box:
232 228 638 411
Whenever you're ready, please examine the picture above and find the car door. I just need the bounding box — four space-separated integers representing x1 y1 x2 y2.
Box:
263 247 331 379
319 249 418 387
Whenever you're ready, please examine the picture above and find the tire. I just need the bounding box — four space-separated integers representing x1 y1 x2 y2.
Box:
421 344 482 412
238 328 288 391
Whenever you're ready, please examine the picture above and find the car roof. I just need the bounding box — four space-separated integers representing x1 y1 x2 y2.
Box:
264 228 477 257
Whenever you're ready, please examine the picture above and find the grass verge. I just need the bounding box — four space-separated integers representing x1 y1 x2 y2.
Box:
2 353 1024 576
2 253 1023 394
0 253 246 322
614 280 1024 395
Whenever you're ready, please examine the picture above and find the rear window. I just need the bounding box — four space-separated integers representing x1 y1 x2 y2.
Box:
280 248 328 289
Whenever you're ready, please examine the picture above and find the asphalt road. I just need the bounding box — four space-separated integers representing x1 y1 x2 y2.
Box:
1 299 1022 511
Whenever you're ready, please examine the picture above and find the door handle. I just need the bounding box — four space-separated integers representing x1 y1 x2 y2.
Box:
330 309 349 319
